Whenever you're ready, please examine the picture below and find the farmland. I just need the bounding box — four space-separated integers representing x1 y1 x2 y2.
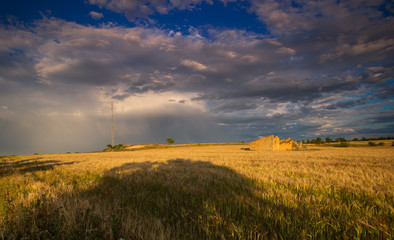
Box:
1 143 393 239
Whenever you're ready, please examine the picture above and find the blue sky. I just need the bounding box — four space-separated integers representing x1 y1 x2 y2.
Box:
0 0 393 154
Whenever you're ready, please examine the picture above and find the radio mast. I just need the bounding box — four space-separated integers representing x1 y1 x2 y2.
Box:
111 101 114 147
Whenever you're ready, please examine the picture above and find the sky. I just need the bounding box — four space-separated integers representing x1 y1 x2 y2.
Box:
0 0 393 155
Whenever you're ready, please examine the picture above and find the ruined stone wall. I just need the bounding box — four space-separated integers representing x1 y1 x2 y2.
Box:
279 138 303 150
273 136 280 150
250 135 304 151
279 141 296 150
250 135 280 151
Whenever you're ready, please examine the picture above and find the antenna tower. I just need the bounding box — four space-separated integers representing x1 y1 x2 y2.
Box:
111 101 114 147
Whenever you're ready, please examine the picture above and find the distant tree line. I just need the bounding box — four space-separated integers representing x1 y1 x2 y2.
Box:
302 136 394 144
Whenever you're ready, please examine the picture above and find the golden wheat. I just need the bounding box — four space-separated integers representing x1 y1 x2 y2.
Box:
1 144 393 239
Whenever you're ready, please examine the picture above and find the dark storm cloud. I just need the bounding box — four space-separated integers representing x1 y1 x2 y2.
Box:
325 97 370 110
364 110 394 124
113 104 228 144
373 84 394 99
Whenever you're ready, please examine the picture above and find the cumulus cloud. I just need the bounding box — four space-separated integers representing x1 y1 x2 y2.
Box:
253 0 311 33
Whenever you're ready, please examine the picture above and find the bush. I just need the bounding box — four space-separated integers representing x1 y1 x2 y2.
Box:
392 141 394 146
368 142 377 146
103 144 125 151
337 142 350 147
113 144 124 150
378 142 385 146
166 138 175 144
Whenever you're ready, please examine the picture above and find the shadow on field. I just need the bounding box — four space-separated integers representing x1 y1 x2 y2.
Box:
72 158 312 239
4 158 315 239
5 157 391 239
0 157 76 177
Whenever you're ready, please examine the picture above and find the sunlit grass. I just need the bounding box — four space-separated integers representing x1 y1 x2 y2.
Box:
1 144 393 239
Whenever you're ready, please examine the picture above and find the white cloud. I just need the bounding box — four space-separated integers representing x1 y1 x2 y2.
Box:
180 59 210 71
89 11 104 20
276 47 296 55
241 55 258 63
215 50 237 58
267 71 275 76
112 91 204 114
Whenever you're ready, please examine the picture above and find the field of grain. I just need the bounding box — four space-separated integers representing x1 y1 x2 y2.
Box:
1 144 393 239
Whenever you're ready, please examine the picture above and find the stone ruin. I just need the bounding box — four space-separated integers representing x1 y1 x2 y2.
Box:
249 135 305 151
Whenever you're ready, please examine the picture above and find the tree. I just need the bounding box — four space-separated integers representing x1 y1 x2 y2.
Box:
361 137 367 141
316 137 323 144
325 137 332 143
166 138 175 144
353 138 359 141
106 144 113 149
335 137 346 142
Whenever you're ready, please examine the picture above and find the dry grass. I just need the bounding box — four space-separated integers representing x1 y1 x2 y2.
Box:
1 144 393 239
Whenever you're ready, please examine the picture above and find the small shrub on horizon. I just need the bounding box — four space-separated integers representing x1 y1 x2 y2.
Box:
335 137 347 142
103 143 125 151
368 142 378 146
337 142 350 147
378 142 385 146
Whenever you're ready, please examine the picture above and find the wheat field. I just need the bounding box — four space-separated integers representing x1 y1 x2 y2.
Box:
1 143 393 239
